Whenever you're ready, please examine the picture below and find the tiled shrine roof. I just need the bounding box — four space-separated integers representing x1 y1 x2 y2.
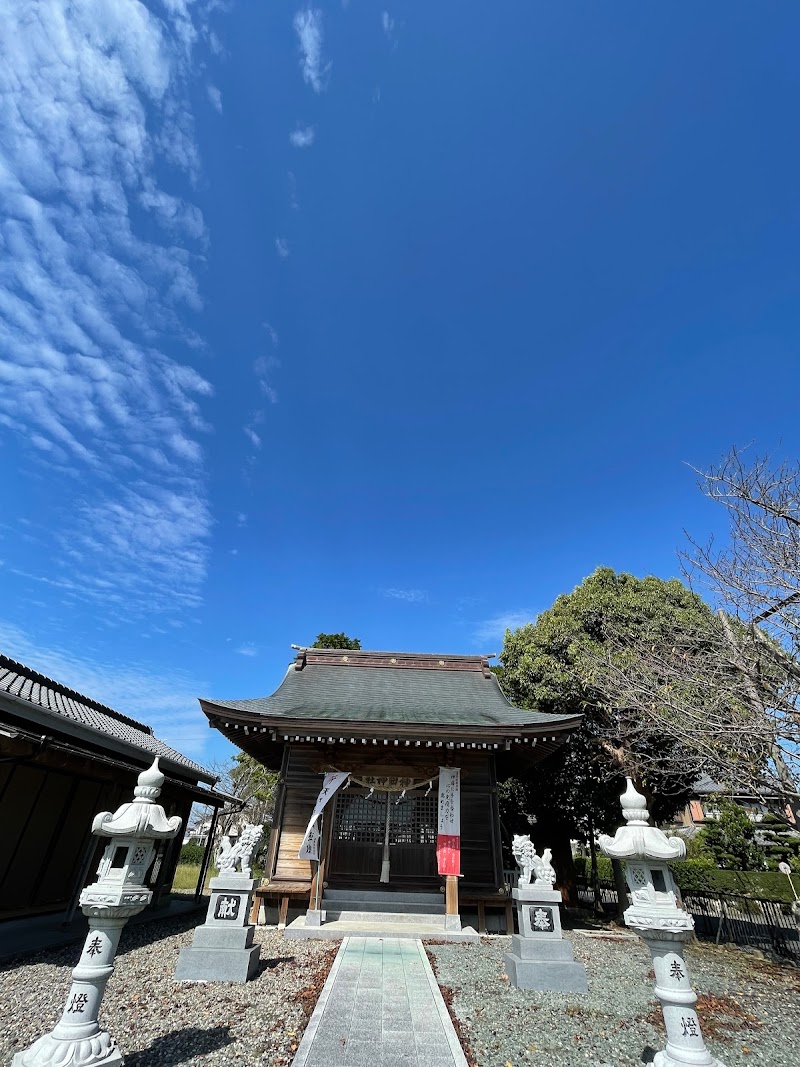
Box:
0 652 214 783
201 647 581 734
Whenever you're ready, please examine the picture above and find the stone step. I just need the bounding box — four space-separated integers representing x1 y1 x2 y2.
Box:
284 917 480 942
322 889 444 907
321 897 445 916
323 909 446 925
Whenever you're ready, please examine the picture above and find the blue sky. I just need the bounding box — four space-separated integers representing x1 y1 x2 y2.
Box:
2 2 799 768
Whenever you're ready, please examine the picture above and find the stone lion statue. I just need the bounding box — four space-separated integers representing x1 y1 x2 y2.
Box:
216 822 264 878
512 834 557 888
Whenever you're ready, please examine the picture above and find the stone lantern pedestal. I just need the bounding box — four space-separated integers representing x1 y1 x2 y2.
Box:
599 779 727 1067
12 759 182 1067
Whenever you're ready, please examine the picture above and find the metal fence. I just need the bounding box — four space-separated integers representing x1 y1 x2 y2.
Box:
682 891 800 963
574 878 800 963
575 878 622 914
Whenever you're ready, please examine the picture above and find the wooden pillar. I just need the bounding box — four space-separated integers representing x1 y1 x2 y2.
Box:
309 857 322 911
445 875 460 931
307 807 334 920
264 747 290 881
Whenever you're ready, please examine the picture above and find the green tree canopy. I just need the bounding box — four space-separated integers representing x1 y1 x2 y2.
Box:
499 567 714 840
312 633 362 649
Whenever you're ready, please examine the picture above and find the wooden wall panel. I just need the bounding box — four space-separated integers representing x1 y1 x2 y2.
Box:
272 746 321 883
270 745 504 892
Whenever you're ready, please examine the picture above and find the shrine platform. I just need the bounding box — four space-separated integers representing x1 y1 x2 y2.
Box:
284 888 479 941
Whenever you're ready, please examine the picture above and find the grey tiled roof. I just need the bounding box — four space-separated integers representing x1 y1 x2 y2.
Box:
0 653 213 781
203 648 580 731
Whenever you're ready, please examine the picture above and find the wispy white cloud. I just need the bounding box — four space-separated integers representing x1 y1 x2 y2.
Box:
289 124 316 148
207 84 223 113
288 170 300 211
0 0 214 622
253 354 280 404
381 588 428 604
293 8 330 93
381 11 400 48
235 643 258 657
244 427 262 449
0 620 210 758
473 610 535 647
275 236 290 258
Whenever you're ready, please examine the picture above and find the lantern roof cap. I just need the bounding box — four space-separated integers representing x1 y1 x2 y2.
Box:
598 778 687 862
91 758 182 840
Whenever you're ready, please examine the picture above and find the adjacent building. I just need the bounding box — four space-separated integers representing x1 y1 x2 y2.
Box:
0 653 226 921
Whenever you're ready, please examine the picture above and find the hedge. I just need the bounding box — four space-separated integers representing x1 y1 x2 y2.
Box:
670 862 800 903
573 853 800 903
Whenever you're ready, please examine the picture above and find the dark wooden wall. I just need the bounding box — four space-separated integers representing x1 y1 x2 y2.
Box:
0 741 193 919
270 744 503 892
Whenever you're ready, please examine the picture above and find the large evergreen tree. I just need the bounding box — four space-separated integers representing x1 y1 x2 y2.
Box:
498 568 710 901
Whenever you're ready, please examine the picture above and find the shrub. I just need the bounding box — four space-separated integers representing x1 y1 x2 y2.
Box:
179 842 205 866
670 858 715 894
699 798 766 871
573 853 613 882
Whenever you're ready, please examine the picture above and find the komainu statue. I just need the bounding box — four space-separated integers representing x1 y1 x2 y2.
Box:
512 834 557 888
216 822 264 878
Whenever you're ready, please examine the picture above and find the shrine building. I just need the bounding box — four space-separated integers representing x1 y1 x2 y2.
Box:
201 647 580 936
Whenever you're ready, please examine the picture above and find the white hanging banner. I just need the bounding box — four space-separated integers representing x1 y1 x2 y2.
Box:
298 771 350 860
437 767 461 876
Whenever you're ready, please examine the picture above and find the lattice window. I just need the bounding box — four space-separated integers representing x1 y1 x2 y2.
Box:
390 796 437 846
332 792 437 846
333 793 388 843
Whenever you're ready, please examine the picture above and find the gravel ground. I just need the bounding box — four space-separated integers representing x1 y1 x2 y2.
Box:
426 932 799 1067
3 917 798 1067
0 912 336 1067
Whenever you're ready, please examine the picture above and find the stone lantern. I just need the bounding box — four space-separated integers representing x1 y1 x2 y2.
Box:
13 759 182 1067
599 779 726 1067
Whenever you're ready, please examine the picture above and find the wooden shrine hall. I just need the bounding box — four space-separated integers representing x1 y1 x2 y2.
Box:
200 647 581 937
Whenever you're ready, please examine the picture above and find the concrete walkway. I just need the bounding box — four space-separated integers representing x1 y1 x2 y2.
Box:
292 937 469 1067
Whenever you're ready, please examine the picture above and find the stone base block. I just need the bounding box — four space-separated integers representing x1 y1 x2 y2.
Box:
444 914 462 932
209 874 256 892
654 1050 723 1067
304 909 326 927
504 951 588 993
513 887 562 904
175 943 260 983
510 935 575 962
12 1036 123 1067
191 925 255 950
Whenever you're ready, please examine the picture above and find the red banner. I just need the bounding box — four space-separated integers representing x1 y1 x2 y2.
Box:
436 833 460 876
437 768 461 876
